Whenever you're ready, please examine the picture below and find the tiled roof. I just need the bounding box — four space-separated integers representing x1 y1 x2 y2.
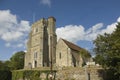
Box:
62 39 82 51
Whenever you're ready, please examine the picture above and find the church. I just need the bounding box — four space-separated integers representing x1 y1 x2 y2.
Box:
24 17 84 69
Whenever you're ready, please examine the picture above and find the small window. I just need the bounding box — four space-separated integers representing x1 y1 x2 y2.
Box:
59 52 61 59
36 28 38 32
28 63 32 69
34 61 37 68
34 52 37 58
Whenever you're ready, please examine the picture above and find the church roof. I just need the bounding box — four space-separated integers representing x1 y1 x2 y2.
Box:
62 39 82 51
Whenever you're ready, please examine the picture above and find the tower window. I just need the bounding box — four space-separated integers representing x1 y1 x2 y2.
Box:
34 61 37 68
59 52 61 59
36 28 38 32
34 52 37 58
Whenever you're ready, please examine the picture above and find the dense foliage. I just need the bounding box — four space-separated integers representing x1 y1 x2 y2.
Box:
0 61 10 70
0 70 12 80
79 49 91 59
94 23 120 80
79 49 91 66
12 70 56 80
0 51 25 70
0 51 25 80
0 61 12 80
9 51 25 70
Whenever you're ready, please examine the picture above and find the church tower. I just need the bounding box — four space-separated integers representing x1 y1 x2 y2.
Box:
47 17 57 66
24 17 57 68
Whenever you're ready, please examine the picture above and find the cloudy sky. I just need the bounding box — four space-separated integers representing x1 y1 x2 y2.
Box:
0 0 120 60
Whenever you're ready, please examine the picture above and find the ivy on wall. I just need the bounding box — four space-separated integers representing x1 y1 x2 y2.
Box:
12 70 56 80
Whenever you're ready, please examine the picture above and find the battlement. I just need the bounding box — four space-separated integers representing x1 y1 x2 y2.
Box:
48 16 56 22
31 18 46 27
31 17 56 29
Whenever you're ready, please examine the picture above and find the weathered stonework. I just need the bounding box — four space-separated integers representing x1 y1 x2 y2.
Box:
13 67 105 80
56 38 83 67
55 67 104 80
24 17 86 69
24 17 57 68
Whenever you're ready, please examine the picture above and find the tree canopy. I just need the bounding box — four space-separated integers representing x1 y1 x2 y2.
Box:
79 49 91 60
0 51 25 70
94 23 120 80
9 51 25 70
0 61 10 70
79 49 91 66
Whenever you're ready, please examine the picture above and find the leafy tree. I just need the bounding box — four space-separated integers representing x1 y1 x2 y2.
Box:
79 49 91 59
79 49 91 66
10 51 25 70
0 51 25 70
0 51 25 80
0 60 10 70
94 23 120 80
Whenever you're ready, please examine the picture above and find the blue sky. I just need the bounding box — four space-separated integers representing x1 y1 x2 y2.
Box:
0 0 120 60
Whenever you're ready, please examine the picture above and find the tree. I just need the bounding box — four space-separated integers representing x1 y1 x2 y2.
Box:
79 49 91 66
10 51 25 70
93 23 120 80
0 60 10 70
79 49 91 59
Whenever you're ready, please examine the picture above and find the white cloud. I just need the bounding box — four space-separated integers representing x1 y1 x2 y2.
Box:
24 50 27 53
0 10 17 24
56 25 85 43
40 0 51 7
84 23 104 40
0 10 30 47
117 17 120 22
19 21 30 32
16 43 24 47
56 17 119 43
1 31 23 42
101 23 116 34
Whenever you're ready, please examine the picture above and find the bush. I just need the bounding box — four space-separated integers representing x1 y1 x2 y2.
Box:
12 70 56 80
0 70 12 80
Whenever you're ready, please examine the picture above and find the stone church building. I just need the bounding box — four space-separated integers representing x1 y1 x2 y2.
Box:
24 17 84 69
56 38 83 67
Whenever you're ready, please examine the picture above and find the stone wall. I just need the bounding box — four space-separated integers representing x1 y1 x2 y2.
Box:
55 67 104 80
56 39 82 67
56 39 71 67
13 67 105 80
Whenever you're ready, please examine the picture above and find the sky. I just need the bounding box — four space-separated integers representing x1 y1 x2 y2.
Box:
0 0 120 60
